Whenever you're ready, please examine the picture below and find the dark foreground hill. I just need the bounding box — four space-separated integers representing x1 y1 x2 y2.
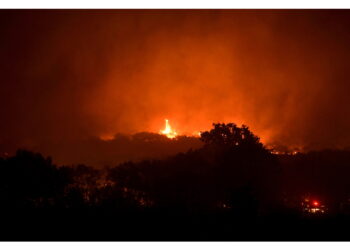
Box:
1 124 350 240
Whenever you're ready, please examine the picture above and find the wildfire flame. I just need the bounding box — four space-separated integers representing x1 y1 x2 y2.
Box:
160 119 177 139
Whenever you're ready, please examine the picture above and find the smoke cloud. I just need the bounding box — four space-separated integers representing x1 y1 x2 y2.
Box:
1 10 350 164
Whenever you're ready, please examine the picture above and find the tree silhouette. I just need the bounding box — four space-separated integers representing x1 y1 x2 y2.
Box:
1 126 350 239
102 123 280 215
0 150 66 208
200 123 263 150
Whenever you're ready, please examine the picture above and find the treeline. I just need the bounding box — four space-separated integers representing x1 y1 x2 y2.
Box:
0 123 279 213
2 123 350 239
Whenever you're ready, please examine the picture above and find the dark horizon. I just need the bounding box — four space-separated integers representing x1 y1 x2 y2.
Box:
2 123 350 240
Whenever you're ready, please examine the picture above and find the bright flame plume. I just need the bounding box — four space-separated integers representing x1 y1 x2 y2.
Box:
160 119 177 139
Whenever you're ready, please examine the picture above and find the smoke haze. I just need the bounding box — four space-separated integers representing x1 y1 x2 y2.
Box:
1 10 350 164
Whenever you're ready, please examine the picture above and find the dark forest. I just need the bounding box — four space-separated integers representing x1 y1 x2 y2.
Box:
1 123 350 240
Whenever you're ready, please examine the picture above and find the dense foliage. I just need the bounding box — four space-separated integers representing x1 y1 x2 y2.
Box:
1 123 350 239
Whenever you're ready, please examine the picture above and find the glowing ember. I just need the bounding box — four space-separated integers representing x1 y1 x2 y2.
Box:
193 131 201 137
160 119 177 139
99 134 115 141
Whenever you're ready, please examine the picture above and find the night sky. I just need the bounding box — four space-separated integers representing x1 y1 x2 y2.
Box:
1 10 350 164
